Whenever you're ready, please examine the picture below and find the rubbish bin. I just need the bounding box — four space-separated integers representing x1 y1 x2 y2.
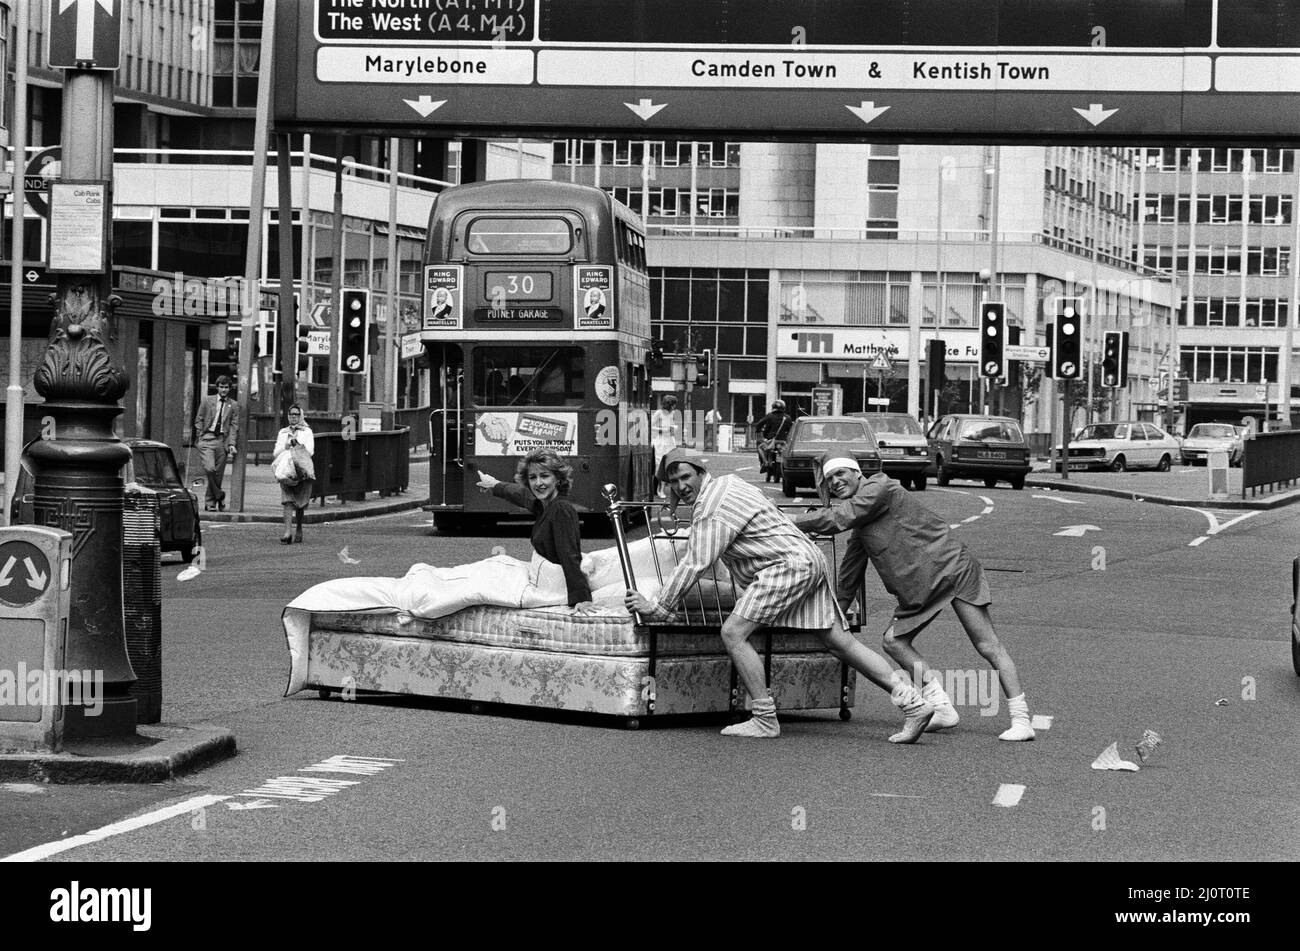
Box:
717 423 733 453
1207 449 1229 500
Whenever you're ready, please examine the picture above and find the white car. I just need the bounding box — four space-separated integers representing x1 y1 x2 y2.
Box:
1180 423 1246 467
1055 421 1181 472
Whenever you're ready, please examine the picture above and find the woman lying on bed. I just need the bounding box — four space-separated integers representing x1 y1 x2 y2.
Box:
476 449 598 614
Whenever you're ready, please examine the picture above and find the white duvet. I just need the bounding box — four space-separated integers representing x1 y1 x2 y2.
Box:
281 536 733 695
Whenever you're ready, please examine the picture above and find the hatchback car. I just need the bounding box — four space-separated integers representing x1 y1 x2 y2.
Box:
1055 421 1180 472
851 411 932 490
927 414 1032 489
1180 422 1245 467
9 438 202 563
778 416 882 497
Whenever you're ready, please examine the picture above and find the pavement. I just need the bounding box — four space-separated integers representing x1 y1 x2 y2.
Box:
1023 460 1300 510
197 452 431 524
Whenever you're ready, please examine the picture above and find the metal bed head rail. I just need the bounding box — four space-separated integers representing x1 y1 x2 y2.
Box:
599 484 864 632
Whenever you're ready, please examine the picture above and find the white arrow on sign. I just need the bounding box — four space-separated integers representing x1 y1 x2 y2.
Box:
624 98 668 121
403 95 446 118
1054 524 1101 537
846 101 891 124
1073 103 1119 126
227 798 279 811
23 558 47 590
0 556 14 588
59 0 114 62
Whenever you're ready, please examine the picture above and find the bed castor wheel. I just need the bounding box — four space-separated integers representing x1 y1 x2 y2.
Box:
839 708 852 721
316 687 335 699
624 718 641 730
470 702 485 715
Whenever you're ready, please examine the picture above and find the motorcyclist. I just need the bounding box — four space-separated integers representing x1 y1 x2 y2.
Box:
755 400 793 483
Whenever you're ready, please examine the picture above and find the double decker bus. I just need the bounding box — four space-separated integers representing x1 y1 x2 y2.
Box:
420 180 654 531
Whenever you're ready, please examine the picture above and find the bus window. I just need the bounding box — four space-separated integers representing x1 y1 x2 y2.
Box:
473 346 586 407
465 217 572 255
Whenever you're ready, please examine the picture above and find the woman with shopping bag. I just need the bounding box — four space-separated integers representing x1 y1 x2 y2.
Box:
273 404 315 544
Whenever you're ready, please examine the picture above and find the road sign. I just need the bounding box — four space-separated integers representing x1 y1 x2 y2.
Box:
24 146 61 218
870 353 893 371
275 0 1300 139
305 329 331 357
47 0 123 70
1005 344 1050 362
0 540 52 609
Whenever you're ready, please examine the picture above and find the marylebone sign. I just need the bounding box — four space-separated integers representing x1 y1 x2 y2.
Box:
277 0 1300 140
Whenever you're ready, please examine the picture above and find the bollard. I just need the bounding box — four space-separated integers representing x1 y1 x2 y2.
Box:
123 485 162 724
1207 448 1230 500
0 526 74 752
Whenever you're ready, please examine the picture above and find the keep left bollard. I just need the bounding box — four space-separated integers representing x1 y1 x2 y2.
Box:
1208 449 1230 500
0 526 74 752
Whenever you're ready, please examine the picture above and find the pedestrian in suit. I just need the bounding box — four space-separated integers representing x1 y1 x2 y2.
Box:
193 375 240 511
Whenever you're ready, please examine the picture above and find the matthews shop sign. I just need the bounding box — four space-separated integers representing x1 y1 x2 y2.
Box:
779 328 980 364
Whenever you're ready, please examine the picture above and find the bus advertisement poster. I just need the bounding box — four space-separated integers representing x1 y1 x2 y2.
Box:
424 265 462 329
575 266 613 329
474 412 578 456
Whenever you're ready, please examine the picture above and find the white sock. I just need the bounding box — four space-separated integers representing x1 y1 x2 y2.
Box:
999 693 1035 741
922 678 959 730
721 696 780 738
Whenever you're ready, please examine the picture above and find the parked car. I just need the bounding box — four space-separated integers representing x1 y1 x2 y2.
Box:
9 438 202 563
778 415 882 497
1180 422 1245 467
1054 421 1180 472
851 411 932 490
927 414 1032 489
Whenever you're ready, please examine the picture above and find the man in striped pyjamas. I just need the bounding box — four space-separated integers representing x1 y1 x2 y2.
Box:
623 448 935 740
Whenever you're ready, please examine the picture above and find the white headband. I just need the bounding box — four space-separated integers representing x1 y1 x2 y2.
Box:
822 457 860 476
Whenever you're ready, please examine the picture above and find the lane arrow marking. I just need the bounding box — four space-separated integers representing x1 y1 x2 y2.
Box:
1191 508 1259 536
846 101 891 124
59 0 114 62
403 95 446 118
1032 493 1084 504
0 556 14 587
227 798 279 811
1054 524 1100 537
23 558 47 590
624 98 668 121
1073 103 1118 126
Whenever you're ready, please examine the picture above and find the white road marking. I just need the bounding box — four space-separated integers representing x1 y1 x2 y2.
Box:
931 488 971 496
1188 536 1208 547
866 792 927 799
992 784 1027 808
1031 715 1053 730
1054 524 1101 537
961 515 981 524
979 496 994 507
734 465 756 473
1190 508 1259 536
1032 494 1085 504
0 794 230 862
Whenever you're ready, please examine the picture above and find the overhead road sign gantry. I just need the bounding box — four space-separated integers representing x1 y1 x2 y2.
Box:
277 0 1300 141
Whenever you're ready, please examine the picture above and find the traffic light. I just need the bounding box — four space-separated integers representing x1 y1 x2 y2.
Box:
696 349 712 388
926 338 946 394
1052 298 1083 379
979 301 1005 378
1006 324 1022 383
1101 330 1129 387
1174 377 1189 402
338 288 370 375
1043 323 1054 379
649 341 665 372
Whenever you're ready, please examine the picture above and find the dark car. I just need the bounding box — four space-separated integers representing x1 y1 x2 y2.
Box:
778 415 882 497
9 438 202 563
927 414 1032 490
851 411 933 490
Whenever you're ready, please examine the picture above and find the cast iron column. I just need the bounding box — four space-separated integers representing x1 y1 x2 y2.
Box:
27 69 136 737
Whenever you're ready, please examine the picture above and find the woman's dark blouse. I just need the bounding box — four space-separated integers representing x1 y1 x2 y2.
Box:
491 482 592 606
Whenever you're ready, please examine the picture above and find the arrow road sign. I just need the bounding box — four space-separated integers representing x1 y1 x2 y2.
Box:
403 95 446 118
624 98 668 121
1054 524 1101 537
48 0 121 70
1073 103 1119 126
846 101 892 125
0 541 53 608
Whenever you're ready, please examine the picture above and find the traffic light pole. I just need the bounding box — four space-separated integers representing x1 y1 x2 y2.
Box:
1060 378 1071 481
277 131 297 421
